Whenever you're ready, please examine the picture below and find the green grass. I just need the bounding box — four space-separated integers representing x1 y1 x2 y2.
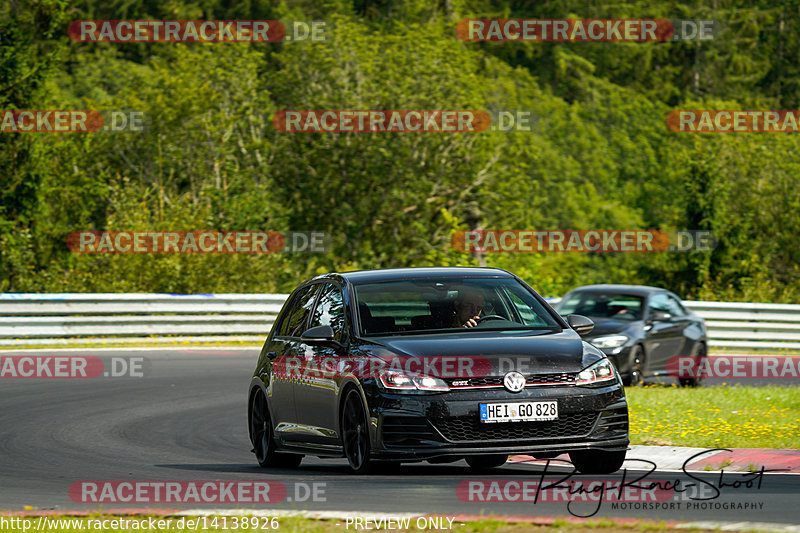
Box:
0 514 713 533
626 385 800 449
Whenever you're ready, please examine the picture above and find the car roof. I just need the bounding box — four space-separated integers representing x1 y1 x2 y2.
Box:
315 267 515 284
566 284 670 296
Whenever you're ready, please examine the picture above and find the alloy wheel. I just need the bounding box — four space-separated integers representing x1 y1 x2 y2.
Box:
342 390 371 473
249 390 272 466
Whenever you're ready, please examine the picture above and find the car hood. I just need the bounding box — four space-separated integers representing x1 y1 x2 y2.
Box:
584 318 639 337
361 329 596 376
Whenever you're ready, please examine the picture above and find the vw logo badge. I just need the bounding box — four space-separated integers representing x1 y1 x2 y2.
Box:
503 371 526 392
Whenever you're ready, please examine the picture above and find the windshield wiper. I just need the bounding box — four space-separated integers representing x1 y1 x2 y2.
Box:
362 325 560 337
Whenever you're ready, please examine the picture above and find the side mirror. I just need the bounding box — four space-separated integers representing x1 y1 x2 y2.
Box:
300 325 335 343
567 314 594 336
650 310 671 322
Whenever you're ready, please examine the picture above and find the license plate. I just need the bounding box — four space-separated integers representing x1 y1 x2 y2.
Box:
479 401 558 423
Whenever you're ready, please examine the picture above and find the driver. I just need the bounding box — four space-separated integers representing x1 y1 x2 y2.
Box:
452 286 485 328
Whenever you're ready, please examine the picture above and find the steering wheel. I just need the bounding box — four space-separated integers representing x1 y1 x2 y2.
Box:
475 314 506 324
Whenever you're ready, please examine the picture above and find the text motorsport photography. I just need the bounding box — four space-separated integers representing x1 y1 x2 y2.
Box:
459 448 775 518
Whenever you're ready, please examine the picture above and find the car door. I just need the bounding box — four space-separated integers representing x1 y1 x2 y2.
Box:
665 293 694 356
267 283 320 441
644 292 685 373
294 282 347 444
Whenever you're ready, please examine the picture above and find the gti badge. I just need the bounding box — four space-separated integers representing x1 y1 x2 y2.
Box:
503 371 526 392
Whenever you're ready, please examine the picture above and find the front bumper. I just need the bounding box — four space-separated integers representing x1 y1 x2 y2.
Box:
365 383 629 461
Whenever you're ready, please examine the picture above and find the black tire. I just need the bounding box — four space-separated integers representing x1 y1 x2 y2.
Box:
623 345 645 387
680 343 706 387
249 389 303 468
568 449 627 474
466 455 508 471
341 389 373 474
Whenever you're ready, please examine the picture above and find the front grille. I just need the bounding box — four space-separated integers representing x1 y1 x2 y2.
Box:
528 372 578 385
596 408 629 434
432 413 598 442
381 416 441 447
446 372 577 388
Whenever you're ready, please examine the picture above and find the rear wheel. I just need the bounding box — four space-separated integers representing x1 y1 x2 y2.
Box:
568 449 626 474
342 389 373 474
680 343 706 387
249 389 303 468
466 455 508 471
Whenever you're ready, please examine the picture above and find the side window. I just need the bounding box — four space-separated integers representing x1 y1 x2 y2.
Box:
273 293 299 337
281 285 319 337
667 295 686 316
648 293 673 315
308 283 346 341
505 288 543 325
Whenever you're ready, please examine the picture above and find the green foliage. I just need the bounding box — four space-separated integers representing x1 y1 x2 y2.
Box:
1 0 798 301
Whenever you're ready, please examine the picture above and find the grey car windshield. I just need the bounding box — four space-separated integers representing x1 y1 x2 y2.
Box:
353 278 560 336
558 292 644 321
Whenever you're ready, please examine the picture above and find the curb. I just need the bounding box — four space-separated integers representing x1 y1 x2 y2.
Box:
510 445 800 473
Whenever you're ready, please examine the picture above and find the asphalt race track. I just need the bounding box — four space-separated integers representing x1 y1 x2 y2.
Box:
1 348 798 524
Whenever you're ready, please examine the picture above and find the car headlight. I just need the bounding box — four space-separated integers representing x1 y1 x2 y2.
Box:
377 369 450 392
590 334 629 349
576 359 617 386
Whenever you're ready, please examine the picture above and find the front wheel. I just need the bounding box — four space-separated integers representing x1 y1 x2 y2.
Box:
466 455 508 471
623 345 645 386
568 449 626 474
342 389 373 474
249 389 303 468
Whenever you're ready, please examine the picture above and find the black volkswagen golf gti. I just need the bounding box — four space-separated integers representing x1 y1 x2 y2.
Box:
248 268 629 474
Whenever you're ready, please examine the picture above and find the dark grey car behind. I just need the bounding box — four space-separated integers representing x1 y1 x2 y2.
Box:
555 284 707 386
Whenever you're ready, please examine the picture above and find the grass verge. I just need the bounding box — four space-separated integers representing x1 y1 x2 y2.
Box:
0 514 714 533
626 384 800 448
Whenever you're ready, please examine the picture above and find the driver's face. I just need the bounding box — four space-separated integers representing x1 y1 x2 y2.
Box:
456 293 485 322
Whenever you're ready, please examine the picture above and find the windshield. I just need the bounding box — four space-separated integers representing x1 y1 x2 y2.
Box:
557 292 644 321
353 277 561 336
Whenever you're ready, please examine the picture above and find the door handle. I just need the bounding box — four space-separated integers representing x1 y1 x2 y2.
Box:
266 351 278 361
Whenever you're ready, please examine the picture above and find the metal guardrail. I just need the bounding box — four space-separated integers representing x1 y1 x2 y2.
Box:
683 300 800 350
0 294 286 345
1 293 799 350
